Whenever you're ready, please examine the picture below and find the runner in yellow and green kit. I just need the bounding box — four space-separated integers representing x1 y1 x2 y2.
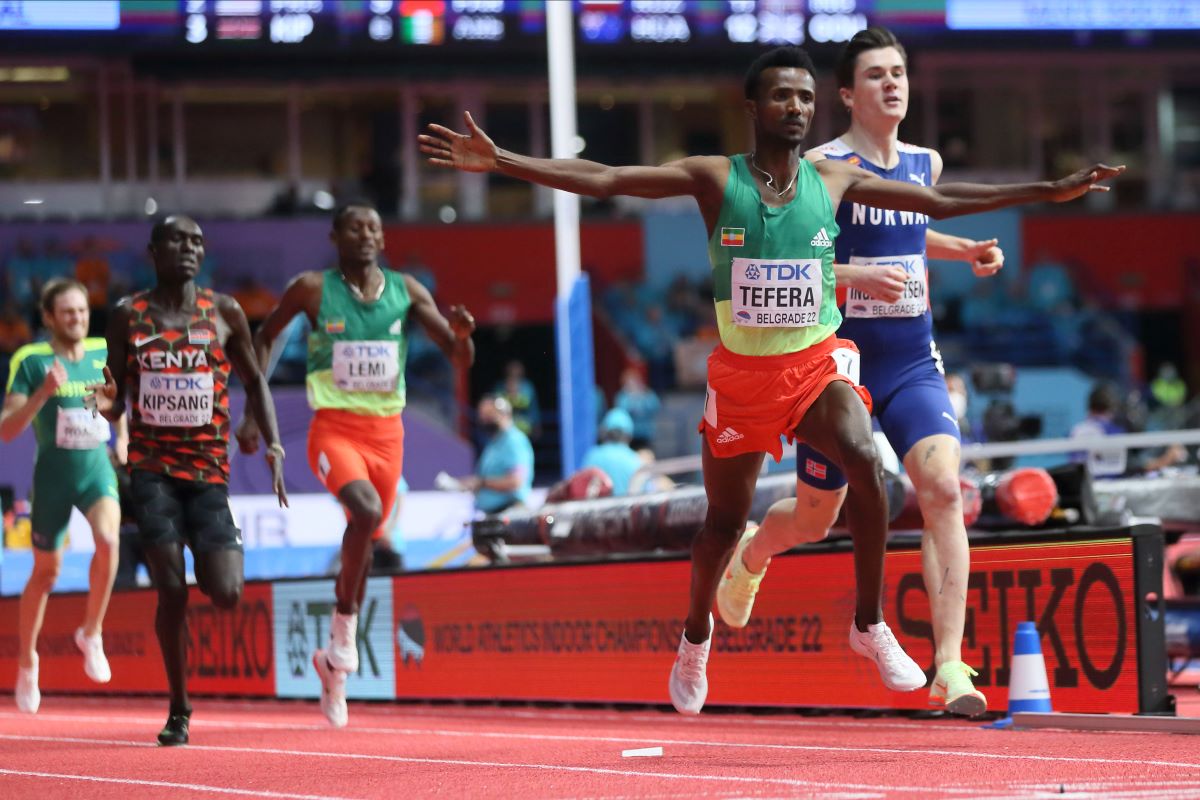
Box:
422 46 1121 714
238 202 476 728
0 278 124 714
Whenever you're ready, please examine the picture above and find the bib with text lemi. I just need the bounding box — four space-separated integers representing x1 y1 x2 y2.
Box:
139 371 214 427
730 258 823 328
844 253 927 319
332 340 400 392
55 406 111 449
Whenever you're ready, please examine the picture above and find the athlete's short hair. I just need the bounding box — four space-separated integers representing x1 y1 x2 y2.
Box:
743 47 817 100
149 214 199 244
1088 383 1120 415
836 26 907 90
40 277 89 314
332 201 379 232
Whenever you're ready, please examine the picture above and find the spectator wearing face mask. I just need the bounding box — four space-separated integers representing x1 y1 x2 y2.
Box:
945 372 974 443
455 395 535 515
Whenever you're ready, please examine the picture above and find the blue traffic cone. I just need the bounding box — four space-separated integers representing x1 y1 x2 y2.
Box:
984 621 1052 729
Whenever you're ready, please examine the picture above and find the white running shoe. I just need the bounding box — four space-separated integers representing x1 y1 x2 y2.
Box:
668 614 712 715
848 620 927 692
313 649 348 728
15 657 39 714
74 627 112 684
326 611 359 673
717 525 766 629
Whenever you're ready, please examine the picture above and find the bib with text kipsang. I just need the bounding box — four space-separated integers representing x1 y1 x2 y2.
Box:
139 371 214 427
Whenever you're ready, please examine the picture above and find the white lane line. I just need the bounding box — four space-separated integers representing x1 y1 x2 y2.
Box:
33 700 952 732
0 733 992 795
0 768 362 800
4 717 1199 773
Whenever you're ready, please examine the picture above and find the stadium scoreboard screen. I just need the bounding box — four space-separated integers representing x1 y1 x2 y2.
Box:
1 1 1195 53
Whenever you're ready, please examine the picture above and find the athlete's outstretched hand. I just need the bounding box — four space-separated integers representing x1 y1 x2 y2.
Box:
84 366 117 419
448 304 476 340
1049 164 1124 203
419 111 497 173
235 416 261 455
266 445 288 508
964 238 1004 277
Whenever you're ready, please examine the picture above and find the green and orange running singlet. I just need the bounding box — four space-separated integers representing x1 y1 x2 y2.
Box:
125 289 231 484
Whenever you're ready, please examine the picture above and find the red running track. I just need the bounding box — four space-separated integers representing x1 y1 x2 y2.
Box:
2 696 1199 799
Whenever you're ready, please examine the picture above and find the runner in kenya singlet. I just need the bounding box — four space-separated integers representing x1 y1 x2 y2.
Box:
125 288 231 484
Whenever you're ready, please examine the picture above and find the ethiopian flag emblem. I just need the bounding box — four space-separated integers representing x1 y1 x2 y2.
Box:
720 227 745 247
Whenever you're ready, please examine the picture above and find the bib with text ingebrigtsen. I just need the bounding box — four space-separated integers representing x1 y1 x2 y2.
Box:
844 253 927 318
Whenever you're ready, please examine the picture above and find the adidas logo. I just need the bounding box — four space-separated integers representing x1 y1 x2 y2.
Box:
715 427 745 445
810 228 833 248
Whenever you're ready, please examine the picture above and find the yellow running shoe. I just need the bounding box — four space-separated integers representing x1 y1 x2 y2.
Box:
717 525 766 628
929 660 987 717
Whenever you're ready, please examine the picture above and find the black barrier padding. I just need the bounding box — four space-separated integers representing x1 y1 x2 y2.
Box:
472 471 907 561
1132 523 1174 715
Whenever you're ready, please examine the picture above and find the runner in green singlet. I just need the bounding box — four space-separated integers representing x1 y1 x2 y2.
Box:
237 202 476 728
1 278 125 714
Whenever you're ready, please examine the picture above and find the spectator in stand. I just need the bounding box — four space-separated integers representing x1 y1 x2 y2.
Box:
230 275 281 328
0 301 34 354
455 395 534 515
944 372 976 445
614 367 661 451
5 239 42 313
74 236 112 312
8 239 70 326
632 304 677 392
1149 362 1188 430
666 275 704 338
582 409 644 497
494 360 541 442
1070 383 1127 478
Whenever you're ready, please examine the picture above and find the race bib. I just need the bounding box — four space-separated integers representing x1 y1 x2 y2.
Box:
139 371 214 427
332 340 400 392
830 347 861 385
844 253 928 318
730 258 822 328
55 407 110 450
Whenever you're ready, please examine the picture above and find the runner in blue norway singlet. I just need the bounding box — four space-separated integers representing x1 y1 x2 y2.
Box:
798 138 960 486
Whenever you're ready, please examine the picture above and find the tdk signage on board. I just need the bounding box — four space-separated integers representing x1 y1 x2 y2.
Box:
273 578 396 700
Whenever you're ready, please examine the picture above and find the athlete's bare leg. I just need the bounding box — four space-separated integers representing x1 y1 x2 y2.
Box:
144 542 192 715
335 480 383 614
81 497 121 637
17 546 65 669
194 549 245 610
741 485 845 574
793 381 888 630
684 443 765 645
905 433 968 667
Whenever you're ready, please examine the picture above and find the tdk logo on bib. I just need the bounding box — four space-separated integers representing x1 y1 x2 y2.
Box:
149 375 209 391
747 263 813 281
341 343 392 359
